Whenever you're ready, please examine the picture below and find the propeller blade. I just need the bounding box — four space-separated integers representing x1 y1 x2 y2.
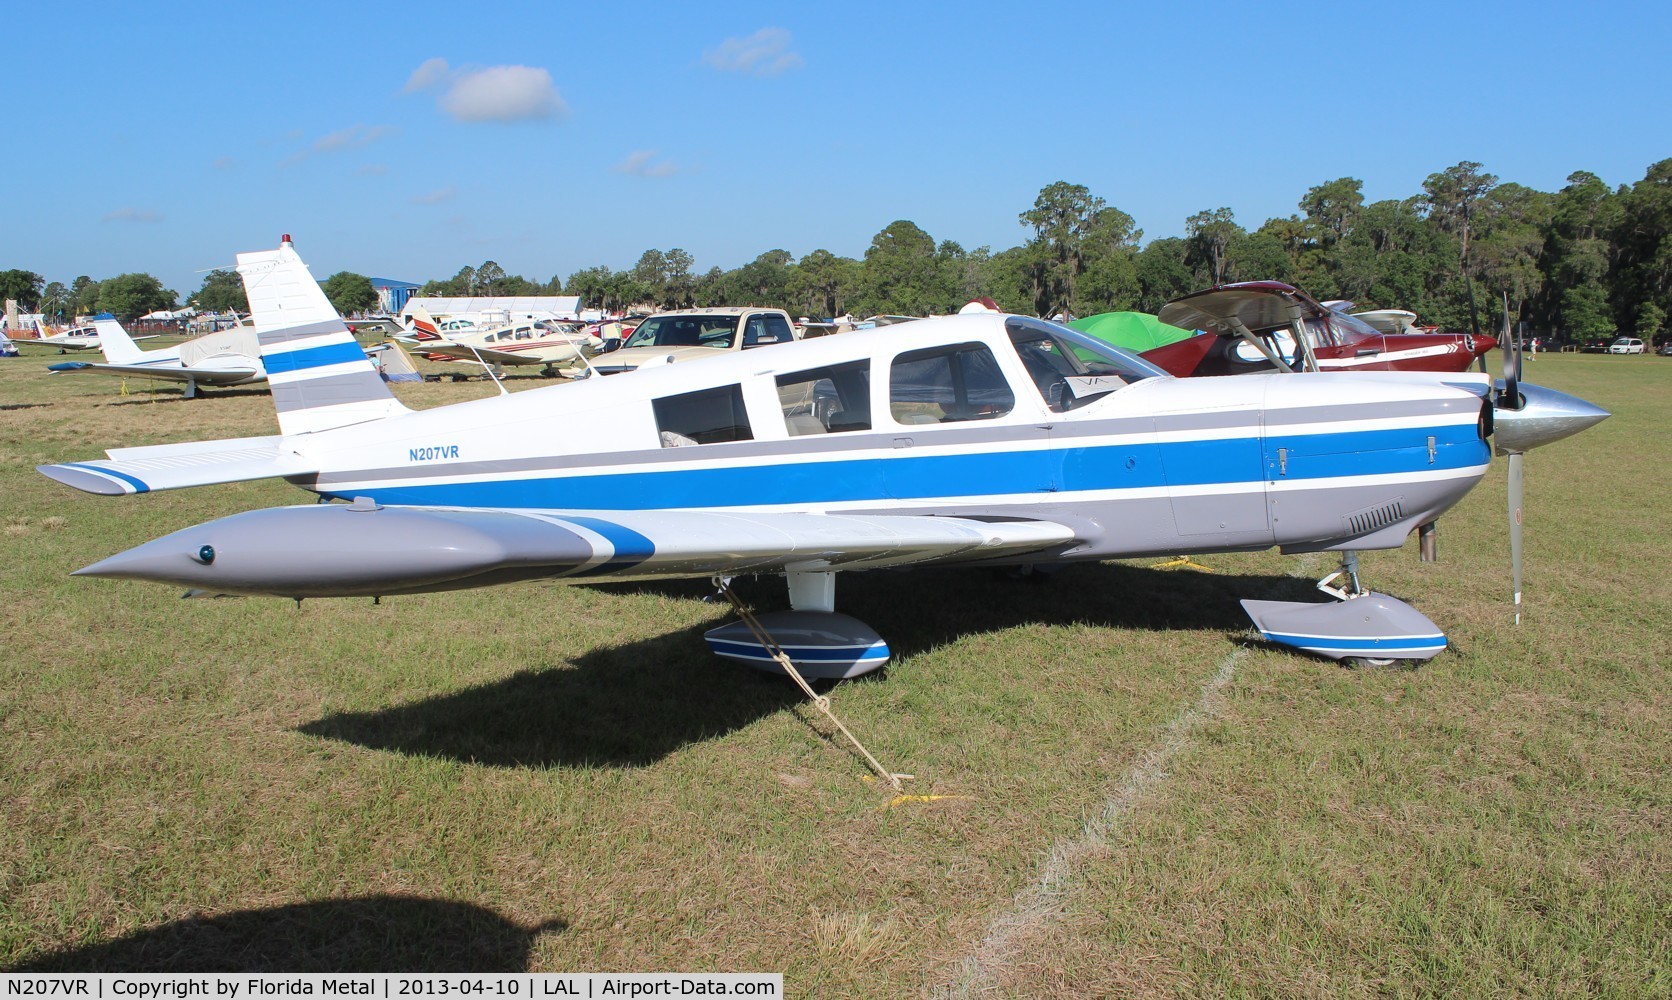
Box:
1499 302 1521 409
1508 450 1524 625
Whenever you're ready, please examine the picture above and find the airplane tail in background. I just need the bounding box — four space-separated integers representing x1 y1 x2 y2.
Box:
405 305 443 341
237 236 411 436
91 315 149 364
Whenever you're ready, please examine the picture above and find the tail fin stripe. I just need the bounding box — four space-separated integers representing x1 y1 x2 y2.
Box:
267 361 375 386
264 339 372 374
255 319 349 347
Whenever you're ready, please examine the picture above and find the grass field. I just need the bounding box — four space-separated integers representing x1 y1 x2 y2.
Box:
1 349 1666 995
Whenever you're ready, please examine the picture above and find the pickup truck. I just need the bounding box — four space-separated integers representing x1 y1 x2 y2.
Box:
589 306 798 375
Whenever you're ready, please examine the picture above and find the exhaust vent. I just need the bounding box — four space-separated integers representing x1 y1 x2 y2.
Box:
1345 498 1405 536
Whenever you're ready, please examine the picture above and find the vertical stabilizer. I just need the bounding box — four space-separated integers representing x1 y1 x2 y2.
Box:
91 316 151 364
405 305 443 340
237 236 410 436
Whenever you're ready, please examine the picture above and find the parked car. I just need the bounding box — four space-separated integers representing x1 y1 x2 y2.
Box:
1657 341 1672 357
590 307 799 375
1607 337 1646 355
1580 338 1611 353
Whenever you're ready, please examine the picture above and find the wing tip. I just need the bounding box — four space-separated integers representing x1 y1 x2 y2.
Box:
37 463 146 496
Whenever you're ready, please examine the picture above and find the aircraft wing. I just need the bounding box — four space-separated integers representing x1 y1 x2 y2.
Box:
407 341 550 366
47 361 260 385
13 339 98 351
71 504 1082 597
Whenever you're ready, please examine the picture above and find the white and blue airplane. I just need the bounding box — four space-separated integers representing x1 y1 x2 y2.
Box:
38 238 1608 675
9 316 125 352
47 315 266 398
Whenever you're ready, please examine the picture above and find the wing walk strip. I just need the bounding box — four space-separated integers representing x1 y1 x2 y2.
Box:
936 649 1245 998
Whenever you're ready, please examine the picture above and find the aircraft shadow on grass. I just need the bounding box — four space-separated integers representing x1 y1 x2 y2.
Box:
104 387 272 406
5 895 565 973
298 562 1314 769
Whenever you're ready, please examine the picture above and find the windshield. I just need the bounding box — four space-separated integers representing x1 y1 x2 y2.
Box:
1006 317 1168 412
1318 308 1385 343
623 314 739 350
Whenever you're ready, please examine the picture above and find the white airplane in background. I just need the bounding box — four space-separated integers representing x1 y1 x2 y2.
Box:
42 238 1607 684
9 315 155 353
400 306 599 377
48 316 268 398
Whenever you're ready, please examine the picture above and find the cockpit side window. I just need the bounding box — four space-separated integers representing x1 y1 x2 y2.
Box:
889 342 1014 424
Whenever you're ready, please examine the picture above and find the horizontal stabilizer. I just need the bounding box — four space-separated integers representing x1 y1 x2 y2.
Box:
38 436 315 495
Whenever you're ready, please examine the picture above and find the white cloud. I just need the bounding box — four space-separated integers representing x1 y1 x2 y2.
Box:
282 124 396 166
404 58 568 122
442 66 567 122
404 57 451 93
103 207 162 223
411 185 458 205
704 28 804 76
613 150 680 178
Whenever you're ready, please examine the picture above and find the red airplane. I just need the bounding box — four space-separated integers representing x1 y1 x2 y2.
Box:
1142 281 1494 377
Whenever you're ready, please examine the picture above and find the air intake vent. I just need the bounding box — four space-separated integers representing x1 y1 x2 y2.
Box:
1345 498 1405 536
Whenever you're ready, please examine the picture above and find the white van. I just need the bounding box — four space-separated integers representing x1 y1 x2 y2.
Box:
1607 337 1646 354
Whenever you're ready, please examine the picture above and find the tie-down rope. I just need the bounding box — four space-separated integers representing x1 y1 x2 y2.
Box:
714 577 908 792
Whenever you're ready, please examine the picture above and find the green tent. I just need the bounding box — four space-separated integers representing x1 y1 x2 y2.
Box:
1069 312 1196 353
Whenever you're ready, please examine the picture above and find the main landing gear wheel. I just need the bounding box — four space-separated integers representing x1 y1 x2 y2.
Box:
1340 655 1409 670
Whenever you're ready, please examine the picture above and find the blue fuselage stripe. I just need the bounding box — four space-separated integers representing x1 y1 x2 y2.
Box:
264 341 366 374
321 424 1488 510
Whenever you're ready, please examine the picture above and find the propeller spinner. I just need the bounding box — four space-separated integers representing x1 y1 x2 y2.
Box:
1488 308 1608 623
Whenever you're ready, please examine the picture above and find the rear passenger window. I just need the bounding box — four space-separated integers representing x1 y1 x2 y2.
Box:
776 360 871 435
890 343 1014 424
653 384 754 447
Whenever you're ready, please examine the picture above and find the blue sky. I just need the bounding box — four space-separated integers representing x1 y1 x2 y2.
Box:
7 0 1669 303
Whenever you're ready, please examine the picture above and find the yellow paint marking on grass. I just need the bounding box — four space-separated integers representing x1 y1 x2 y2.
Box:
936 648 1246 998
881 794 975 810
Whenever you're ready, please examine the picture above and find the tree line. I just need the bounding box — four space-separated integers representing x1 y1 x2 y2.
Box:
6 157 1667 339
0 267 377 323
412 157 1670 341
